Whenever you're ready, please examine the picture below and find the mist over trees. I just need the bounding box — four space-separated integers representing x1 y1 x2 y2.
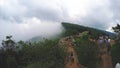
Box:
0 36 66 68
0 23 119 68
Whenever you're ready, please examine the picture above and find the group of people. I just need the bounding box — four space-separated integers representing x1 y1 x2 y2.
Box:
69 52 74 63
98 35 111 53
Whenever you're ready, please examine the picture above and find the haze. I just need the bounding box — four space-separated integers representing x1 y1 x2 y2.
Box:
0 0 120 41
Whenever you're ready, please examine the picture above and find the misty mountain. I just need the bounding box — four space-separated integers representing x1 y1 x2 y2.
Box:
29 36 45 42
30 22 116 42
62 22 115 38
29 33 62 42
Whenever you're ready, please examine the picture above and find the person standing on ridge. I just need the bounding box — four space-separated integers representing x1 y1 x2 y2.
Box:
69 52 74 64
98 35 105 54
98 35 104 48
104 35 111 53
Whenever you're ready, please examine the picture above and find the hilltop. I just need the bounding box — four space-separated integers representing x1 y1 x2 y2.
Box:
62 22 115 38
60 22 116 68
29 22 115 42
0 22 119 68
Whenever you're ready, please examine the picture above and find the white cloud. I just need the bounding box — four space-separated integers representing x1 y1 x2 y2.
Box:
0 17 63 42
0 0 120 42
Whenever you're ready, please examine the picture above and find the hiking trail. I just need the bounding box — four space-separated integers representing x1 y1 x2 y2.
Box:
64 38 86 68
97 40 114 68
59 31 115 68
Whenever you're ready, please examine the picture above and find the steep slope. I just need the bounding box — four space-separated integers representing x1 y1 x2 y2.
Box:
97 41 114 68
62 22 115 38
59 36 86 68
29 22 115 42
65 39 81 68
59 30 115 68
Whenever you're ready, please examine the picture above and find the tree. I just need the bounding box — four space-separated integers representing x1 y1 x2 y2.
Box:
0 37 66 68
18 39 66 68
74 33 99 68
2 35 15 51
112 24 120 43
0 36 18 68
111 24 120 67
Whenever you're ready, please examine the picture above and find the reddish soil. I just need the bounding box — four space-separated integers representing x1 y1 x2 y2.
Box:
97 41 114 68
65 39 86 68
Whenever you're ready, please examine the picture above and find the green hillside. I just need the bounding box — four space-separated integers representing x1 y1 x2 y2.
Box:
0 23 119 68
29 22 115 42
62 22 115 38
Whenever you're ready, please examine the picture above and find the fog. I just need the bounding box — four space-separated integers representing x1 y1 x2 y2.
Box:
0 17 63 42
0 0 120 42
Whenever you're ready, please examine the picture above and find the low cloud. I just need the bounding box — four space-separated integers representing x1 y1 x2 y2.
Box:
0 0 120 42
0 17 63 42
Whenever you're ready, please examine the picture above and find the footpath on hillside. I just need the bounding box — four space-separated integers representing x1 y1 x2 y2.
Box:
97 41 114 68
59 34 87 68
59 31 115 68
64 38 86 68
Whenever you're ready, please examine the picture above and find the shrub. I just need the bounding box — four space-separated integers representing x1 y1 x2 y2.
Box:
74 34 99 68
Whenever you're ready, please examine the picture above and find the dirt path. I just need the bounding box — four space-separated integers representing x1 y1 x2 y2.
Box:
62 34 115 68
65 39 85 68
98 42 114 68
101 53 113 68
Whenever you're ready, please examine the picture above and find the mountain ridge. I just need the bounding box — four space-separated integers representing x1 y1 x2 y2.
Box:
30 22 116 42
62 22 115 38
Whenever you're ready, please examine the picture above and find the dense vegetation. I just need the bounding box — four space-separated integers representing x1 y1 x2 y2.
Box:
62 22 115 39
62 22 117 68
0 36 66 68
0 22 119 68
74 32 99 68
111 24 120 67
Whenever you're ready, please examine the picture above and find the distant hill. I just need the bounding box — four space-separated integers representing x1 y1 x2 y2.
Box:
29 36 45 42
62 22 115 38
29 34 62 42
29 22 115 42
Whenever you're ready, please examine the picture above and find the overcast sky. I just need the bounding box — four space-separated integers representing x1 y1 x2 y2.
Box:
0 0 120 41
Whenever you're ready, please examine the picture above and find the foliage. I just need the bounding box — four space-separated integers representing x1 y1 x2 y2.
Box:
62 22 88 36
2 35 15 51
112 24 120 43
0 36 18 68
0 37 66 68
20 39 66 68
74 33 99 68
62 22 115 39
111 43 120 67
111 24 120 67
